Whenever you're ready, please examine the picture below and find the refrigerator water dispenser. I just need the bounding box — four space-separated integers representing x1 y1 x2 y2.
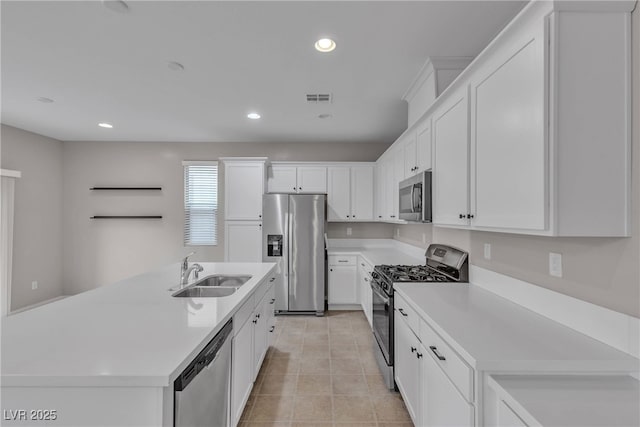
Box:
267 235 283 257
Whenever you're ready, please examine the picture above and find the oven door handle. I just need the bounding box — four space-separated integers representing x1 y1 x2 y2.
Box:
370 283 389 304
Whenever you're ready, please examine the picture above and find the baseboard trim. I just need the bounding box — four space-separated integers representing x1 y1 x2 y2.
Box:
470 265 640 359
10 295 68 315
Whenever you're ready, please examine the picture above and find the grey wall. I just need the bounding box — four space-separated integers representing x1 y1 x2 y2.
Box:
1 125 64 311
62 140 388 295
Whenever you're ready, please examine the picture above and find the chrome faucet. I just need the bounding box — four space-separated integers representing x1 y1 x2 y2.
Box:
180 252 203 286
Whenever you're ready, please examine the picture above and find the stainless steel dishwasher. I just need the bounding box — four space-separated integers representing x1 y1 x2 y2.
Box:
174 319 233 427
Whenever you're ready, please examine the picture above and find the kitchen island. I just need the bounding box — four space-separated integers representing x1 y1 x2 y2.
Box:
1 261 276 426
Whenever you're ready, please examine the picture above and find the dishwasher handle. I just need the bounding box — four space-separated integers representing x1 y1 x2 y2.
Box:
174 319 233 392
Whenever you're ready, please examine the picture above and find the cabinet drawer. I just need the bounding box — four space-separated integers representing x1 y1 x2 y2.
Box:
420 318 474 403
395 293 420 335
358 257 374 273
328 255 357 266
233 295 255 332
254 276 274 307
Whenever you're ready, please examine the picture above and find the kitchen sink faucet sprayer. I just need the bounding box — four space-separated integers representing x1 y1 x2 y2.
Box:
180 252 203 286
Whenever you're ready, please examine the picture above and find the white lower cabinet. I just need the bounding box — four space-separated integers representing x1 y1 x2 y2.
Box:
394 311 422 425
421 341 474 427
328 255 358 305
357 258 373 327
231 281 275 427
395 294 475 427
225 221 262 262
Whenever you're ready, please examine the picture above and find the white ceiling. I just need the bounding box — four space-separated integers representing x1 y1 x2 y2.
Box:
1 1 527 143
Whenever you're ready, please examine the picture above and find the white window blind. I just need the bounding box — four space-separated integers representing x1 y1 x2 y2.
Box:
183 161 218 246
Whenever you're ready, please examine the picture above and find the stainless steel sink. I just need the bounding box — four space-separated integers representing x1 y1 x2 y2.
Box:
194 275 252 288
172 286 237 298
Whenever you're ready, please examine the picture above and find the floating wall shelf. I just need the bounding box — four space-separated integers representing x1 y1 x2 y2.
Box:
90 187 162 191
90 216 163 219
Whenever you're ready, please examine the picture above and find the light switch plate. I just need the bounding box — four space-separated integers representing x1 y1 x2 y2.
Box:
549 252 563 278
31 281 38 290
484 243 491 260
346 227 352 236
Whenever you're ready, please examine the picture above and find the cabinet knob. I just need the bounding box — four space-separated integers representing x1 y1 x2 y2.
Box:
293 187 296 191
259 224 262 227
410 346 417 353
269 326 275 333
256 313 261 319
298 187 302 190
347 215 350 218
416 352 423 359
352 215 356 218
252 319 257 324
459 214 465 219
330 268 333 272
270 298 275 304
259 214 262 218
378 215 382 218
467 214 475 219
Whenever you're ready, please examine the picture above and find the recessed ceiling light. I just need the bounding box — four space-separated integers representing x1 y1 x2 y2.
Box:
98 123 113 128
247 113 261 120
315 38 336 53
36 97 54 103
102 0 129 14
318 114 333 119
168 61 185 71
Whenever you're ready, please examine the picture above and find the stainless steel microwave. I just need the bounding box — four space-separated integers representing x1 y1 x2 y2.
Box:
398 170 432 222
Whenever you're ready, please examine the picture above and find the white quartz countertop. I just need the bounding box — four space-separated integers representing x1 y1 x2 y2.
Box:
488 375 640 427
1 262 276 387
395 283 639 372
327 240 425 266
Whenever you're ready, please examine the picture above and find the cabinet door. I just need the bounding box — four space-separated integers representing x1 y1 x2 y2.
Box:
297 167 327 193
374 160 386 221
394 313 421 425
225 162 264 220
432 87 470 226
327 167 351 221
225 221 262 262
351 166 374 221
422 342 474 427
268 166 297 193
231 318 254 427
393 148 405 221
265 284 277 346
403 132 418 177
253 296 269 381
384 157 396 220
416 118 432 173
471 21 546 231
328 265 357 304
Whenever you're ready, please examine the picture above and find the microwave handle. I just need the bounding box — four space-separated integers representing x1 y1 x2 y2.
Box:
410 185 416 213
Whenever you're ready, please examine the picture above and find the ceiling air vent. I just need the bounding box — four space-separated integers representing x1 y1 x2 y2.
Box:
306 93 332 103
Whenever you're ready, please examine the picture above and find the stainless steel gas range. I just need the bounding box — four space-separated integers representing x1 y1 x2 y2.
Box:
370 243 469 389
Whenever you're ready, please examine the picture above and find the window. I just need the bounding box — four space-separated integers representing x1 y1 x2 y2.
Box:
183 161 218 246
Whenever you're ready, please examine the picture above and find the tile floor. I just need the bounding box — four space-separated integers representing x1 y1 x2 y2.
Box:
239 311 412 427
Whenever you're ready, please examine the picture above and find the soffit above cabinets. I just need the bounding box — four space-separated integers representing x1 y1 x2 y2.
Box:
0 1 526 143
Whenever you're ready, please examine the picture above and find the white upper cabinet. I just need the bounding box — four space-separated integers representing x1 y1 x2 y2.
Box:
426 1 632 236
384 156 397 221
267 166 297 193
470 15 546 231
402 132 418 179
327 165 374 222
432 86 470 227
224 159 265 220
351 166 374 221
296 167 327 193
416 118 432 172
267 165 327 194
327 167 351 221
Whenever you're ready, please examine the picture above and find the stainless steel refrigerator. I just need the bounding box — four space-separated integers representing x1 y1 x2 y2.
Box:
262 194 326 315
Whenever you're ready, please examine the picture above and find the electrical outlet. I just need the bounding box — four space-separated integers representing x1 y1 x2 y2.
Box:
346 227 352 236
31 281 38 290
484 243 491 260
549 252 563 278
422 233 427 244
396 228 400 237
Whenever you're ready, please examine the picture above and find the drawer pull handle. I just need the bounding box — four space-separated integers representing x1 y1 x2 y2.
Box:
269 277 276 282
398 308 408 317
338 260 349 263
410 346 416 353
429 346 446 361
269 326 275 333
